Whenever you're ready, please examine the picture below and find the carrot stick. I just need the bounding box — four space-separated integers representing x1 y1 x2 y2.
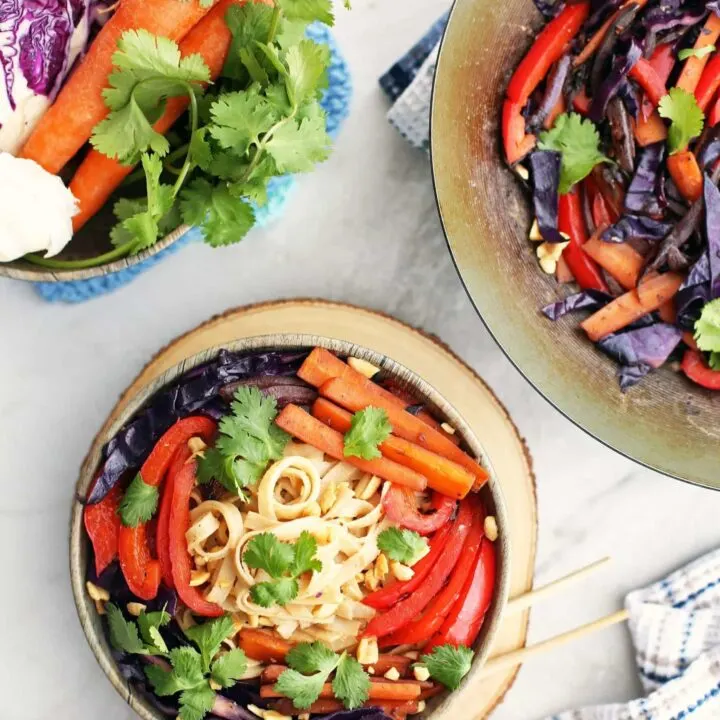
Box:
312 398 475 499
317 377 489 489
237 629 292 663
676 13 720 93
658 300 677 324
583 230 645 290
667 150 703 202
275 405 428 492
260 681 423 701
19 0 213 174
70 0 257 232
556 253 575 283
580 272 685 341
632 111 667 146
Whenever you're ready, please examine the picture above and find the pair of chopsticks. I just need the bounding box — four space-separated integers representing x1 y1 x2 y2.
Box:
479 556 629 679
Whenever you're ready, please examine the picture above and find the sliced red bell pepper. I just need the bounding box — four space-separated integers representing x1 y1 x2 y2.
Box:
169 460 224 616
118 416 217 600
639 43 675 119
502 99 537 164
710 95 720 127
558 189 609 292
84 479 122 576
362 501 474 638
363 522 453 610
156 446 192 589
696 52 720 112
629 58 668 108
681 349 720 390
379 500 485 648
425 537 497 650
382 485 456 536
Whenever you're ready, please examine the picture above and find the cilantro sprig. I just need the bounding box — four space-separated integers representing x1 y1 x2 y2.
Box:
275 642 371 710
538 113 609 194
377 527 428 565
343 407 392 460
243 531 322 607
695 299 720 365
197 386 290 496
421 644 475 691
679 45 716 61
658 88 704 154
118 473 159 527
107 607 246 720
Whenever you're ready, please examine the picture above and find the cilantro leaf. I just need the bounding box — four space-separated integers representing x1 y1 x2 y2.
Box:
377 527 429 565
244 532 295 577
210 649 248 688
332 653 370 710
658 88 704 154
178 684 216 720
276 0 334 25
195 446 249 496
274 668 328 709
118 473 159 526
679 45 715 61
343 407 392 460
184 616 236 673
106 603 145 655
286 641 339 674
169 647 207 689
222 4 275 81
695 298 720 353
710 352 720 370
145 664 185 697
421 644 475 691
209 88 278 155
138 609 171 654
284 40 329 106
291 531 323 575
265 112 331 173
538 113 610 194
250 577 299 608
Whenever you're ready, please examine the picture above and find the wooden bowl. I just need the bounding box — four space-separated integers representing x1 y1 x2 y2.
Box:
431 0 720 489
69 334 511 720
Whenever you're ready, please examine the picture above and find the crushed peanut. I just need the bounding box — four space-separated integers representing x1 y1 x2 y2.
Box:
384 667 401 681
536 240 570 274
529 219 543 242
367 666 375 675
403 650 419 660
417 700 427 713
391 561 414 582
374 552 389 581
189 570 210 587
515 164 529 181
413 664 430 682
484 515 499 542
126 602 147 617
357 636 379 665
364 568 380 592
187 436 207 459
86 581 110 603
348 357 380 378
440 422 456 436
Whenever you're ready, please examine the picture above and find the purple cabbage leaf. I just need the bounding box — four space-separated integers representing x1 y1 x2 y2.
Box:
542 290 613 320
529 150 566 243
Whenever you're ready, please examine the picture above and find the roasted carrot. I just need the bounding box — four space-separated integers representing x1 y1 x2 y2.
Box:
658 300 677 324
676 13 720 94
633 111 667 146
312 398 475 499
544 95 566 130
581 272 684 341
19 0 213 174
237 629 292 663
667 150 703 202
317 377 489 489
628 58 668 107
583 231 645 290
70 0 260 231
261 681 423 701
556 253 575 283
275 405 428 492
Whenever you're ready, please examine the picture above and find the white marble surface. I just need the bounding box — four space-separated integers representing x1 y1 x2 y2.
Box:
1 2 720 719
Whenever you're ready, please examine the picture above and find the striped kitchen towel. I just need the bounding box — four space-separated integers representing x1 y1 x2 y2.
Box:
549 549 720 720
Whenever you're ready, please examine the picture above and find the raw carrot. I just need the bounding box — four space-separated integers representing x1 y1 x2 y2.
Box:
580 272 684 341
260 681 423 701
676 13 720 94
275 405 428 492
312 398 475 499
237 629 292 663
633 111 667 146
667 150 703 202
317 377 489 489
583 231 645 290
556 253 575 283
19 0 213 174
70 0 258 232
658 300 677 324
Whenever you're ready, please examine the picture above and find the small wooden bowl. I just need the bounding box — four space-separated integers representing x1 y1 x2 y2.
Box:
431 0 720 488
69 334 511 720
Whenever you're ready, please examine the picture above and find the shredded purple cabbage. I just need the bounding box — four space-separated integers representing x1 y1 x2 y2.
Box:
529 150 565 243
601 214 672 242
625 143 666 217
703 173 720 298
542 290 613 320
589 37 642 123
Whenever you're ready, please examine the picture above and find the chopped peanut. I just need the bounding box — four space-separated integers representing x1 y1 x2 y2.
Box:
417 700 427 713
440 422 456 435
348 357 380 378
515 164 529 181
484 515 499 542
374 553 389 581
357 636 379 665
86 581 110 603
367 666 375 675
384 667 401 681
413 664 430 682
529 219 543 241
126 602 147 617
187 436 207 459
364 569 379 592
537 240 570 274
391 561 414 582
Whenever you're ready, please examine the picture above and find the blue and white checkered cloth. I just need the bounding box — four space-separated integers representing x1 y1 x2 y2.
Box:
549 549 720 719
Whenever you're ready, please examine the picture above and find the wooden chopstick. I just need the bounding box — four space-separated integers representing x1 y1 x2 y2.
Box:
479 608 630 679
506 556 611 616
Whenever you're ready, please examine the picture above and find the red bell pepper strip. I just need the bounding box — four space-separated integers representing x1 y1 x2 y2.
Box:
382 485 456 536
118 416 217 600
502 99 537 164
629 58 668 107
711 96 720 127
696 52 720 111
362 501 474 638
379 501 485 648
156 445 192 589
84 480 122 576
168 460 224 617
681 349 720 390
639 43 675 119
363 522 454 611
425 537 497 651
507 2 590 106
559 189 609 292
572 88 592 115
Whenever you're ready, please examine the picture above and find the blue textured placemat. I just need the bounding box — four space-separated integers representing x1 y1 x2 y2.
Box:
34 22 352 303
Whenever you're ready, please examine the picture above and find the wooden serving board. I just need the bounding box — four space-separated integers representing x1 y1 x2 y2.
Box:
103 299 537 719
